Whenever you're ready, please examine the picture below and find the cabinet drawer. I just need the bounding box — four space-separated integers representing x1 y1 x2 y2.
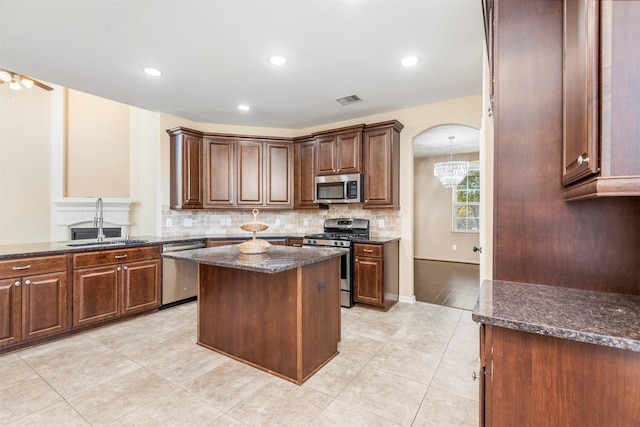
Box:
0 255 67 279
73 245 161 269
354 244 382 258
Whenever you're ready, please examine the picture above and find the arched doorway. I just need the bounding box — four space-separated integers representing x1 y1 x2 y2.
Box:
413 124 480 310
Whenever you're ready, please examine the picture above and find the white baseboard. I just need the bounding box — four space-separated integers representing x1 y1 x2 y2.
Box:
399 295 416 304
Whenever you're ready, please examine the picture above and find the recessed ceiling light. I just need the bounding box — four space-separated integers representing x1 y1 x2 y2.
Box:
268 56 287 66
144 67 162 76
238 105 250 111
401 57 418 67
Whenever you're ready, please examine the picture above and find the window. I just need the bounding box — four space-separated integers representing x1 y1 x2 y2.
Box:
453 161 480 232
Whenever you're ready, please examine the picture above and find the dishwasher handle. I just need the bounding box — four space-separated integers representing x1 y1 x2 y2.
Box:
163 241 206 253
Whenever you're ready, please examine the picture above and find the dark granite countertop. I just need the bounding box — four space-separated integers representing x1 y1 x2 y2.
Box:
352 236 400 244
163 245 348 274
472 280 640 352
0 234 306 260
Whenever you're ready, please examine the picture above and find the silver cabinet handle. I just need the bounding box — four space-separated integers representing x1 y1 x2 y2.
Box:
114 255 128 259
577 155 589 165
24 280 32 285
123 265 128 271
12 265 31 271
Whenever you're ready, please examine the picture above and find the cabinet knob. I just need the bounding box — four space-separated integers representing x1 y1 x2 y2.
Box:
123 265 129 271
24 279 31 285
577 155 589 165
14 280 21 287
117 266 122 271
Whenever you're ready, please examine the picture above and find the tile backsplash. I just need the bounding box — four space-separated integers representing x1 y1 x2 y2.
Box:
161 205 401 237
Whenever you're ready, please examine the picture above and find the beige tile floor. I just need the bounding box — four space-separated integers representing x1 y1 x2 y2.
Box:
0 301 479 426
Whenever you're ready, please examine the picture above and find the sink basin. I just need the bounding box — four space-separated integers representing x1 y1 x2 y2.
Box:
66 239 149 247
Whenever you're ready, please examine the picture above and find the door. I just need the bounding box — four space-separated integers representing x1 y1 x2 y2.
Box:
22 271 68 340
316 135 337 175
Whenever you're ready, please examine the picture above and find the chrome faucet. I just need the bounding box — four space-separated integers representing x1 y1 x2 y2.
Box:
94 197 105 241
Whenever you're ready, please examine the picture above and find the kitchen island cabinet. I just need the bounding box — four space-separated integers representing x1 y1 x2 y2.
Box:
0 255 69 348
72 245 161 327
164 245 345 384
473 280 640 426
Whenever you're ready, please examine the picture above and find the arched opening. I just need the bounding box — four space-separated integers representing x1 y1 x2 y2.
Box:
413 124 480 310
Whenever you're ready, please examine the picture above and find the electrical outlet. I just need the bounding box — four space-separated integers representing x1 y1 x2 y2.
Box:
220 218 225 226
165 218 173 227
379 219 385 228
452 245 457 251
184 218 193 227
303 218 309 226
226 218 231 226
275 218 281 227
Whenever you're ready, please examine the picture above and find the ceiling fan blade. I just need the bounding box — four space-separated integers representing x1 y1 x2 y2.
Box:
30 79 54 91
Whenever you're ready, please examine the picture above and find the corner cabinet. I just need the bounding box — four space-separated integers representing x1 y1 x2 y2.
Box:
562 0 640 200
362 120 404 209
294 136 319 209
313 124 364 176
168 128 203 209
0 255 69 348
72 245 161 327
353 240 399 311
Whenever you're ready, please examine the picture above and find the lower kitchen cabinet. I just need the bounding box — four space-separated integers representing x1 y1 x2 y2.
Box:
72 246 161 328
0 255 69 348
480 324 640 426
353 240 399 311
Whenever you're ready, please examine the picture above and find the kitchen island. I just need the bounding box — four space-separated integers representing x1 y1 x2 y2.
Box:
163 244 347 385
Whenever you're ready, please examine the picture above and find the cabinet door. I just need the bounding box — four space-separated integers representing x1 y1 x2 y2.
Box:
265 142 292 206
294 139 318 208
121 259 160 315
204 138 235 207
353 256 383 305
22 272 68 341
182 134 204 208
237 140 263 205
316 136 337 175
562 0 599 186
363 127 394 208
0 278 21 348
73 265 119 327
335 130 362 174
287 238 303 248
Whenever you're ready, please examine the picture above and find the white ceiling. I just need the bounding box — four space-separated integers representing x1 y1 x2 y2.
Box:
0 0 484 130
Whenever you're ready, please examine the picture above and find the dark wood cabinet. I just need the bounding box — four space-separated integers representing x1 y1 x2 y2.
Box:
562 0 640 200
313 124 364 176
294 136 319 209
72 246 160 327
353 240 399 311
287 237 303 248
168 128 203 209
480 324 640 426
362 120 404 209
237 140 263 206
0 255 69 348
204 138 235 208
265 141 293 207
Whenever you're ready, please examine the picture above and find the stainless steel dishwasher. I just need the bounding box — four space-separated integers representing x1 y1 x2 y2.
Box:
162 240 206 308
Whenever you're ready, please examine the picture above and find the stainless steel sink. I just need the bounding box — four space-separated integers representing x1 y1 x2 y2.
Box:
66 239 149 247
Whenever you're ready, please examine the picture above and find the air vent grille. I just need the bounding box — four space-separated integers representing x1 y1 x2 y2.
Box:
335 94 363 106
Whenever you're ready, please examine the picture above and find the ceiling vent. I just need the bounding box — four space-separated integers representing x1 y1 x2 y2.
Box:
335 94 363 106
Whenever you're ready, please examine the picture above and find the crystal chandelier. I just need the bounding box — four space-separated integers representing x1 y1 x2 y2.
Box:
433 136 470 188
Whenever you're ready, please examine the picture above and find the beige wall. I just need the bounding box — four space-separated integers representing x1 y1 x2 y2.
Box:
0 87 52 244
66 89 130 197
414 153 480 263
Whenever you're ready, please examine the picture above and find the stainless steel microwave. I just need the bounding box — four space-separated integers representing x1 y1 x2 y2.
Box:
314 173 363 204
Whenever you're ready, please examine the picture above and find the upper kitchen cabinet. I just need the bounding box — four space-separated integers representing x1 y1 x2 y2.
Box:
204 138 235 208
167 127 203 209
362 120 404 209
237 140 263 206
313 124 364 176
264 141 293 207
562 0 640 200
294 136 319 209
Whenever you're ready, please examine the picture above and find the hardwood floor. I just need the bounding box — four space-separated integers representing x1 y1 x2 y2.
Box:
414 259 479 311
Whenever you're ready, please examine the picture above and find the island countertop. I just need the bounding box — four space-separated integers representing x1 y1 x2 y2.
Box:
162 244 348 274
472 280 640 352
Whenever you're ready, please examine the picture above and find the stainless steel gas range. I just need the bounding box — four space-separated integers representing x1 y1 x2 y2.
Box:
303 218 369 307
